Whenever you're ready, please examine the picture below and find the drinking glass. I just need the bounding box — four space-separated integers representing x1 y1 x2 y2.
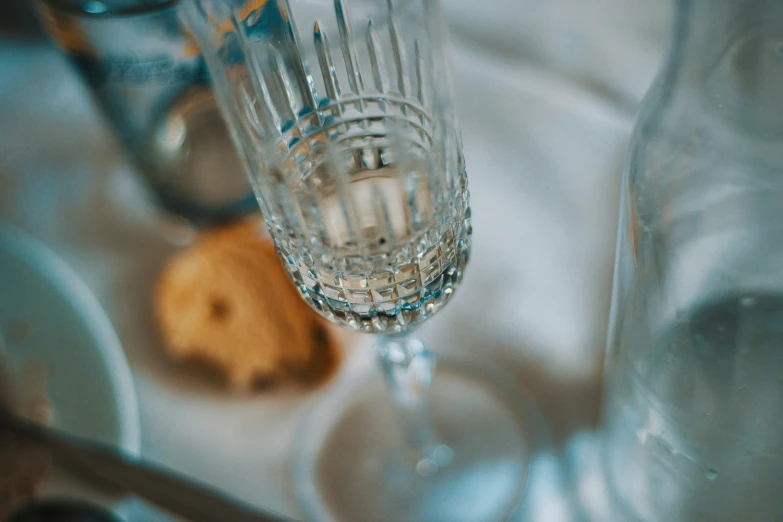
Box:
185 1 534 520
37 0 257 229
600 0 783 520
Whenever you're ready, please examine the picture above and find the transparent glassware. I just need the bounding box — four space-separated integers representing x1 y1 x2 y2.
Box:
37 0 257 239
601 0 783 520
184 1 534 521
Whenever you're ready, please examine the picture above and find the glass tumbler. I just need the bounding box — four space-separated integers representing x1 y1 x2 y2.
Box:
37 0 257 228
185 1 537 521
602 0 783 520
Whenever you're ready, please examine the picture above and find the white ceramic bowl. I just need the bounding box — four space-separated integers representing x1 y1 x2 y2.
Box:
0 223 141 516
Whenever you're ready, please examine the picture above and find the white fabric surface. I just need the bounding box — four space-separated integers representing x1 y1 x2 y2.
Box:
0 2 670 519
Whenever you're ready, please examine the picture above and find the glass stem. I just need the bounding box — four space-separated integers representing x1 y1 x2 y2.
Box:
375 334 453 476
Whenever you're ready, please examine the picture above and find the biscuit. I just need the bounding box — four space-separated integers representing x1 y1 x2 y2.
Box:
154 220 341 391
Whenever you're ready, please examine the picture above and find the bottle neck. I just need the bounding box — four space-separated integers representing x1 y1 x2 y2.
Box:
672 0 783 76
652 0 783 137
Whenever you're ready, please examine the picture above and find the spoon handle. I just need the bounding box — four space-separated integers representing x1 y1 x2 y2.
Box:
16 421 297 522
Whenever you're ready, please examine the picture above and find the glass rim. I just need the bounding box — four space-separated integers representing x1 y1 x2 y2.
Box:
39 0 181 18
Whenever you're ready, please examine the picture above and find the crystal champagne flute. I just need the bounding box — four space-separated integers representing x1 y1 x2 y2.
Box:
185 1 532 520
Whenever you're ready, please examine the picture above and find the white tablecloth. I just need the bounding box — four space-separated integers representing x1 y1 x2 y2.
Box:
0 2 670 519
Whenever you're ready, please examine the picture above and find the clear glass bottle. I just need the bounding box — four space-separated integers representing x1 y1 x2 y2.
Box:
602 1 783 520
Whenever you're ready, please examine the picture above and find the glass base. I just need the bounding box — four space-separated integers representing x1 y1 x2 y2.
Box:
295 359 547 522
565 431 640 522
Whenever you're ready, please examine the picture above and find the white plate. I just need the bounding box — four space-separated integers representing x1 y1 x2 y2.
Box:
0 223 141 516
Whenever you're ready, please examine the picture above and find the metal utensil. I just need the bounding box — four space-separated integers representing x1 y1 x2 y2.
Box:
0 373 296 522
8 498 120 522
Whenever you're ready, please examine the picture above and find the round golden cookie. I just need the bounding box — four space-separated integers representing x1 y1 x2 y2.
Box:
154 220 341 391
